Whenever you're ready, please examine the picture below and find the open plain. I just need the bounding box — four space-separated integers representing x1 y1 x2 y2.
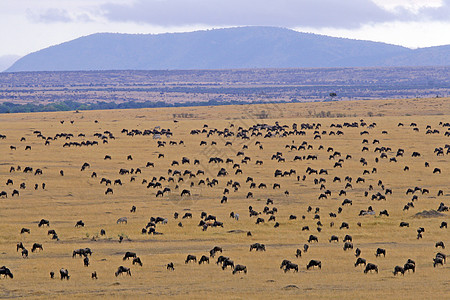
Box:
0 97 449 299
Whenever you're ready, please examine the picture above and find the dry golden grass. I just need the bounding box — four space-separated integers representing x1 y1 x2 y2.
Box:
0 97 449 299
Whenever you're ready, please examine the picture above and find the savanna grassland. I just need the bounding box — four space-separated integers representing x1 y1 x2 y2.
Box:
0 97 449 299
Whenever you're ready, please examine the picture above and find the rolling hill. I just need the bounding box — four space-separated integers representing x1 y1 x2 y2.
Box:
6 26 450 72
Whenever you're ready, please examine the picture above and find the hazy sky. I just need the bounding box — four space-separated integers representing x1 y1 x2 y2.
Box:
1 0 450 57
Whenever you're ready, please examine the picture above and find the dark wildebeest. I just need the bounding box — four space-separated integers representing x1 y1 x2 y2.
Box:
222 259 234 270
295 249 302 258
329 235 339 243
105 188 113 195
117 217 127 224
50 271 54 278
181 189 191 196
84 256 90 267
92 271 97 279
22 249 29 258
393 266 405 275
435 241 445 249
185 255 197 263
232 264 247 274
343 242 353 251
250 243 266 251
199 255 209 264
132 257 143 266
404 262 415 273
38 219 50 227
60 268 70 280
355 248 361 257
355 257 367 267
115 266 131 276
440 222 448 229
364 263 378 274
375 248 386 257
17 242 25 252
308 235 319 243
210 246 223 257
75 220 84 227
20 228 30 234
344 235 352 242
280 259 291 269
31 243 43 252
123 252 137 260
283 262 299 272
306 260 322 270
0 266 13 279
167 262 174 270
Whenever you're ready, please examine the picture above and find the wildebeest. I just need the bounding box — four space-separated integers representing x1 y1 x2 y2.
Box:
364 263 378 273
210 246 223 257
0 266 13 279
250 243 266 251
115 266 131 276
393 265 404 275
343 242 353 251
84 256 90 267
185 255 197 263
132 257 143 266
199 255 209 264
75 220 85 227
60 268 70 280
375 248 386 257
123 252 137 260
404 262 415 273
31 243 43 252
38 219 50 227
167 262 174 270
306 260 321 270
435 241 445 249
283 262 299 272
20 228 30 234
117 217 127 224
232 264 247 274
222 259 234 270
355 257 367 267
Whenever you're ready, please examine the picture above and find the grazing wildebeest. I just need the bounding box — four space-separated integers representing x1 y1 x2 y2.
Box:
440 221 448 229
222 259 234 270
181 189 191 196
167 262 174 270
0 266 13 279
17 242 25 252
115 266 131 276
20 228 30 234
31 243 43 252
355 248 361 257
100 229 106 236
280 259 291 269
232 264 247 274
38 219 50 227
404 262 415 273
75 220 85 227
364 263 378 274
250 243 266 251
306 260 321 270
355 258 367 267
92 271 97 279
199 255 210 264
400 222 409 227
117 217 127 224
295 249 302 258
329 235 339 243
435 241 445 249
105 188 113 195
433 257 444 267
132 257 143 266
283 262 299 272
50 271 54 278
123 252 137 260
393 266 405 275
340 222 349 229
60 268 70 280
343 242 354 251
185 255 197 263
375 248 386 257
210 246 223 257
308 235 318 243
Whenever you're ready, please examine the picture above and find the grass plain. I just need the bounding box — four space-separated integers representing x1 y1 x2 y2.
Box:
0 97 449 299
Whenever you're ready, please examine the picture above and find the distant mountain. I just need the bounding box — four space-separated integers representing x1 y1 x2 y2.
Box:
0 55 21 72
5 27 450 72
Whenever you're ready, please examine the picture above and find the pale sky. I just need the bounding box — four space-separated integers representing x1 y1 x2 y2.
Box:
1 0 450 58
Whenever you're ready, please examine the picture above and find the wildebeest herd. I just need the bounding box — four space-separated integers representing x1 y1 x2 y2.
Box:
0 105 448 298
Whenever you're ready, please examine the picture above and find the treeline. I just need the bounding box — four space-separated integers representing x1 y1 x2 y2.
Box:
0 99 294 114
